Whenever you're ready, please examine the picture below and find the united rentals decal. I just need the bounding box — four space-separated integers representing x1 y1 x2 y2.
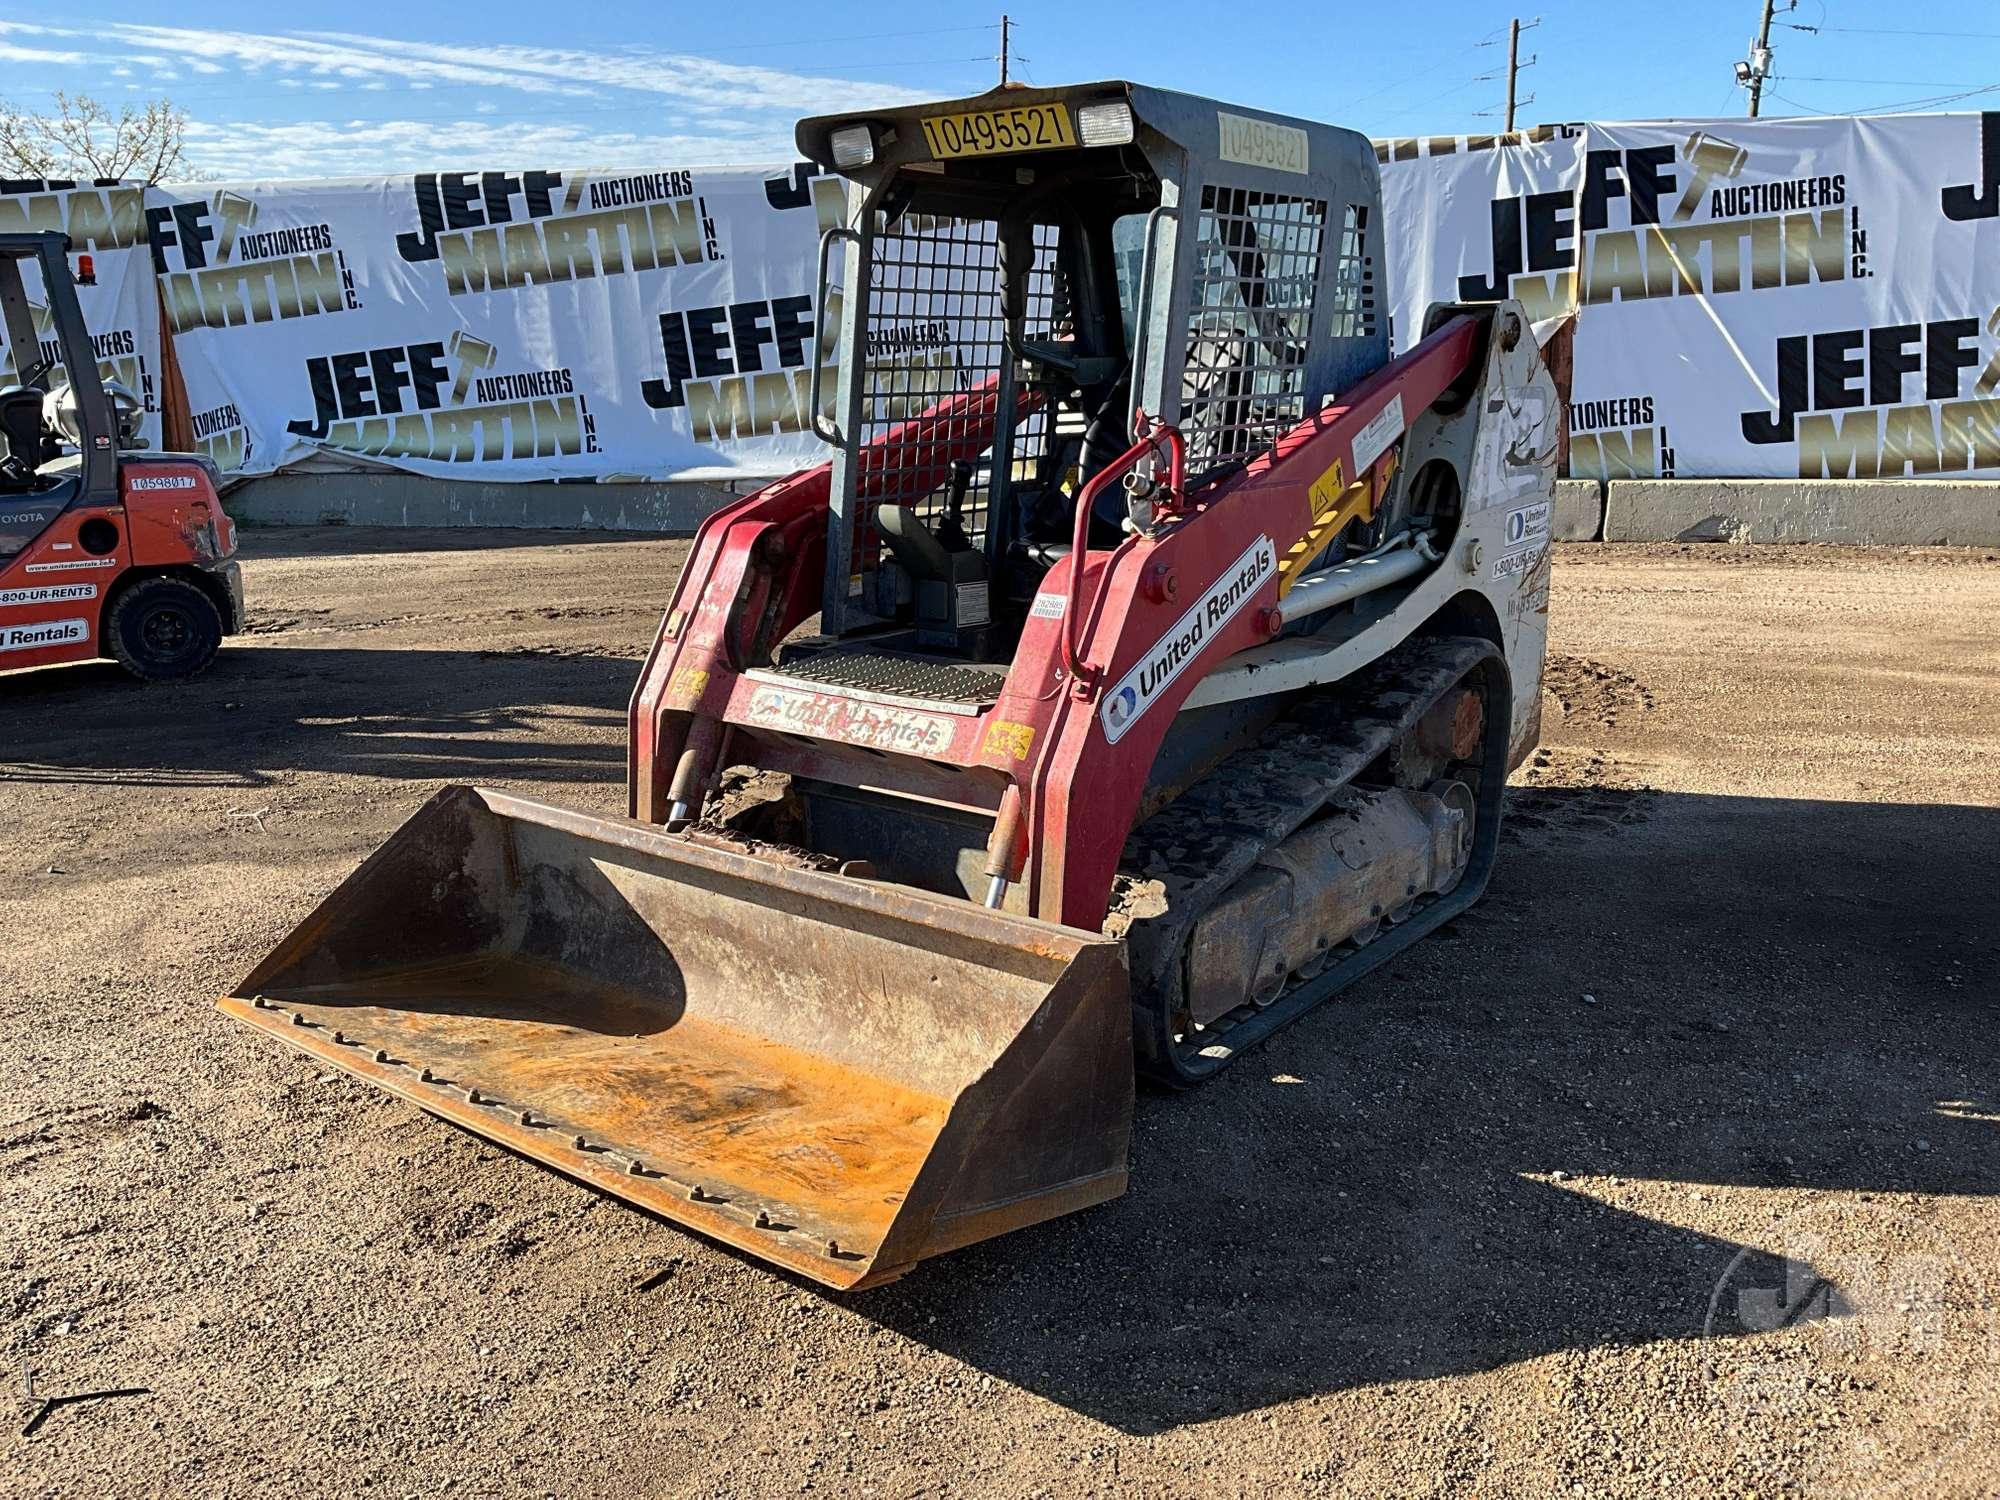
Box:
0 583 97 607
395 170 722 296
149 190 363 334
285 333 600 463
1100 536 1276 745
1457 130 1861 324
1739 309 2000 478
1 617 87 651
743 683 956 755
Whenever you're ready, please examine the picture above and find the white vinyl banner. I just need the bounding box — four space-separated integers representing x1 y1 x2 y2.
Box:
1381 112 2000 480
1375 125 1586 354
0 179 164 450
1572 115 2000 481
153 163 847 480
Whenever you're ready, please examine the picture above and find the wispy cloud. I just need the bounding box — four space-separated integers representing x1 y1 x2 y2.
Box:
0 41 88 65
0 20 929 115
176 115 799 180
0 18 947 179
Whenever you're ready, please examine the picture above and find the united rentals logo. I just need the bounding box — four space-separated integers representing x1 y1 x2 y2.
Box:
0 178 147 250
148 190 362 335
1100 535 1275 745
1569 393 1673 479
285 333 600 462
0 617 87 652
1739 310 2000 477
395 170 721 296
1459 132 1861 324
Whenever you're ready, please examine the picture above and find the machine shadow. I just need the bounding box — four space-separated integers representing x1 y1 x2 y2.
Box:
850 788 1999 1435
0 643 635 789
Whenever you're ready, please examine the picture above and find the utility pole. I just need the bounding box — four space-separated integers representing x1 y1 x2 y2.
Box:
999 14 1011 87
1505 19 1521 132
1502 17 1538 133
1747 0 1777 116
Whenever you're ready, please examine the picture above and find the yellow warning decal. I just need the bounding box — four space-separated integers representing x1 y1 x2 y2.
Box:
1307 457 1347 519
1279 458 1376 596
982 718 1037 762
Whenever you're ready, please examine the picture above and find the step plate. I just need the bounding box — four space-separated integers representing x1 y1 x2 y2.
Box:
768 649 1006 707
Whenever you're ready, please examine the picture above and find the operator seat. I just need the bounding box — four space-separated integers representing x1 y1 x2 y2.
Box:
0 385 45 489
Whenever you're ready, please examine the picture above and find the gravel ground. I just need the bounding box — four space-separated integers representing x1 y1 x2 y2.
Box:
1 532 1995 1498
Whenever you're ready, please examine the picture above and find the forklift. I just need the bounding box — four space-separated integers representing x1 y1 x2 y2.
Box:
0 230 241 681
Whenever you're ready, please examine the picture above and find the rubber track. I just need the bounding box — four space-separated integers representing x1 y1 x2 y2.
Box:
1114 635 1511 1086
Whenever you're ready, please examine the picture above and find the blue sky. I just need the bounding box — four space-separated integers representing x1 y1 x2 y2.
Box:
3 1 1998 179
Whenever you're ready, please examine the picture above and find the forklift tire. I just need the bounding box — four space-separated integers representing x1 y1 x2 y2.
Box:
106 575 224 682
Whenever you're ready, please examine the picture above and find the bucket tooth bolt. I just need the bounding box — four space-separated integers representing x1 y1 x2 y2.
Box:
289 1012 307 1027
332 1030 346 1045
253 997 273 1010
419 1067 434 1083
373 1049 390 1064
627 1160 649 1178
465 1087 483 1104
517 1110 533 1127
823 1240 841 1259
571 1135 589 1152
688 1186 708 1203
754 1210 771 1228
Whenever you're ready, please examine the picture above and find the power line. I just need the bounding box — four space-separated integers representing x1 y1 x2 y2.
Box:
1339 25 1509 114
1783 75 1996 86
1785 24 2000 39
1765 80 2000 116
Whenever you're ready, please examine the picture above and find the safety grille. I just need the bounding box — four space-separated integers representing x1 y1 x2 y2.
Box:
853 215 1061 578
1328 203 1376 339
1180 186 1327 469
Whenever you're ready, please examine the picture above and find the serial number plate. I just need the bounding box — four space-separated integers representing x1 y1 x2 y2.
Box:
919 103 1077 160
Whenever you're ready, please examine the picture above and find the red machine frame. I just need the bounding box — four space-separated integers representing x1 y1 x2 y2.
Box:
629 314 1484 930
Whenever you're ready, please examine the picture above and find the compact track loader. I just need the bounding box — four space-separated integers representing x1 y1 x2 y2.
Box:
224 82 1559 1290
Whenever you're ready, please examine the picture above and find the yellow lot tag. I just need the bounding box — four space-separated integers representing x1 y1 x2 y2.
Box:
920 103 1078 160
668 667 709 705
982 718 1037 761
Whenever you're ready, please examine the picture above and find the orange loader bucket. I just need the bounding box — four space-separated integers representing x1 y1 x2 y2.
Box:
220 787 1130 1290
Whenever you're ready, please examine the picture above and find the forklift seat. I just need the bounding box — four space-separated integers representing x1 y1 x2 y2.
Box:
0 386 43 488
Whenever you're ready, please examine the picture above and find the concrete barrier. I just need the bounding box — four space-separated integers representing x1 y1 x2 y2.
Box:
1552 479 1604 541
223 471 747 535
1603 478 2000 546
221 468 2000 549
